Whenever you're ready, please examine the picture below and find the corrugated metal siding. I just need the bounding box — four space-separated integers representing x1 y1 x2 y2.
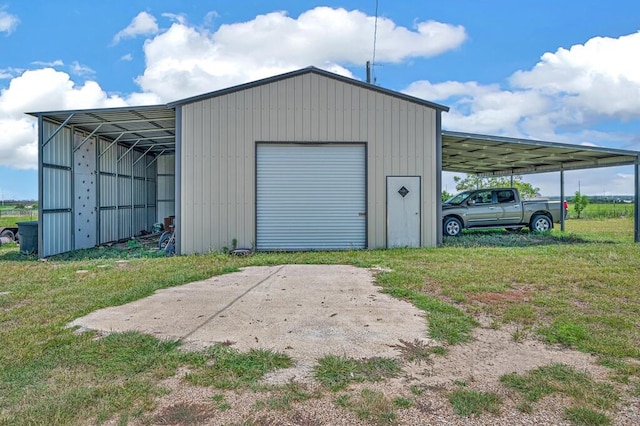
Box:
180 73 437 254
156 154 175 224
41 119 161 254
256 144 366 250
100 209 118 243
42 212 72 256
43 168 72 210
41 120 73 256
146 159 157 228
42 121 72 168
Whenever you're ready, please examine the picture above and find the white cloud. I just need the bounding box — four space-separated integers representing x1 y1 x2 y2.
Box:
121 53 134 61
406 31 640 143
406 80 551 136
203 11 219 28
161 12 187 25
70 61 95 77
112 11 159 44
414 31 640 196
0 10 19 34
0 68 160 169
511 31 640 121
0 67 23 79
135 7 467 101
32 60 64 67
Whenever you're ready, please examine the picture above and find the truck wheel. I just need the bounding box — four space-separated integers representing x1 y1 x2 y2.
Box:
0 230 15 241
444 217 462 237
530 215 552 232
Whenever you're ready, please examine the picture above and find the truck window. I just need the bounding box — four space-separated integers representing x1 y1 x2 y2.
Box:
496 190 515 203
471 190 493 204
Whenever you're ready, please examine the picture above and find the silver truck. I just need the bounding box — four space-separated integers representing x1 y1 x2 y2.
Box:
442 188 565 236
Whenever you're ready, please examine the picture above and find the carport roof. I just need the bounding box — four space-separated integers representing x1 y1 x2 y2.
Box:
443 130 639 176
28 105 176 155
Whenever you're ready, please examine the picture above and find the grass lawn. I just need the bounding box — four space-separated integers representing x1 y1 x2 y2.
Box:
0 217 639 424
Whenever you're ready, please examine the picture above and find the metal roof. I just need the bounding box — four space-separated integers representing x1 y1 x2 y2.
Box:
443 130 639 176
29 105 176 155
168 66 450 112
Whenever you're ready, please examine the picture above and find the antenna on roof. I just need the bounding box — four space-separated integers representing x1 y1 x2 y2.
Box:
368 0 380 85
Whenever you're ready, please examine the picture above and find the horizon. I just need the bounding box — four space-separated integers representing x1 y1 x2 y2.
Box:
1 1 639 199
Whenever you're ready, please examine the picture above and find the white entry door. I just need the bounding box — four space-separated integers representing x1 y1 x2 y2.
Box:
387 176 420 247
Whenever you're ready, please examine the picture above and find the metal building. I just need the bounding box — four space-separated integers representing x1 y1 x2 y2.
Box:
172 68 447 254
33 68 447 256
32 67 640 257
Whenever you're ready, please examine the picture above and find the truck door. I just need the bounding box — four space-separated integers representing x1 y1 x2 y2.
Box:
495 189 522 225
466 190 499 226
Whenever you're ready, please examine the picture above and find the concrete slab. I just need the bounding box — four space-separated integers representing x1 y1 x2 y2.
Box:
69 265 430 363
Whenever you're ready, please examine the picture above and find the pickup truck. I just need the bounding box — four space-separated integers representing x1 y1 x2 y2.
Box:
442 188 565 237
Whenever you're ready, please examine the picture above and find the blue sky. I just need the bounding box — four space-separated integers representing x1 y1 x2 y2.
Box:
1 0 639 200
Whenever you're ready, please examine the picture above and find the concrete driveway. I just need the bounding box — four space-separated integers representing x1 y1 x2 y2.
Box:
69 264 429 365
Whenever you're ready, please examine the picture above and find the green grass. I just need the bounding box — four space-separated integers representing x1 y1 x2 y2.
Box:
184 344 292 390
0 217 639 423
255 381 316 411
335 388 398 425
390 339 448 363
563 406 612 426
500 364 618 417
313 355 402 391
448 389 502 417
569 202 635 219
0 212 37 228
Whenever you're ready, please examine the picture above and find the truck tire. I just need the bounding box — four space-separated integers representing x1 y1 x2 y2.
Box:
443 217 462 237
530 215 552 232
0 229 15 241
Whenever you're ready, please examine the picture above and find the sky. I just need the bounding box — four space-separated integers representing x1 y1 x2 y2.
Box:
1 0 639 200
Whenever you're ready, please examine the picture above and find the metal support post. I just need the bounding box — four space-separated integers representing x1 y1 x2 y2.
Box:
560 170 565 232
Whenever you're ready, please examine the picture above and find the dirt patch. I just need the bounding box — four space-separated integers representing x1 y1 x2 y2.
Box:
73 265 639 425
471 288 533 305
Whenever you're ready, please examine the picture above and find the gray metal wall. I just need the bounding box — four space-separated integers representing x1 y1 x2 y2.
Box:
156 154 175 225
40 119 159 256
40 120 73 257
179 72 438 254
97 139 157 244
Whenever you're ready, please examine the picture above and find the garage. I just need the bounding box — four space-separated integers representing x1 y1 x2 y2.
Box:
256 143 366 250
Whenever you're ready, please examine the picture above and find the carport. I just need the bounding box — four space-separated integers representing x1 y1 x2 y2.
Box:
32 105 177 256
441 130 640 243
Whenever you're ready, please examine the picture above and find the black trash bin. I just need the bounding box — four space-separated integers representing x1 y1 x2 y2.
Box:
17 221 38 254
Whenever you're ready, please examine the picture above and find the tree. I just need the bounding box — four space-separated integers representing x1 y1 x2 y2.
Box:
442 190 454 202
452 175 540 199
573 191 589 219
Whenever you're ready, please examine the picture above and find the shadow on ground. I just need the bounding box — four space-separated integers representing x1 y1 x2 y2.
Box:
442 230 601 247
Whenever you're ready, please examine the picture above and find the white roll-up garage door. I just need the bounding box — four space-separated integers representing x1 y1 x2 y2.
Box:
256 144 366 250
